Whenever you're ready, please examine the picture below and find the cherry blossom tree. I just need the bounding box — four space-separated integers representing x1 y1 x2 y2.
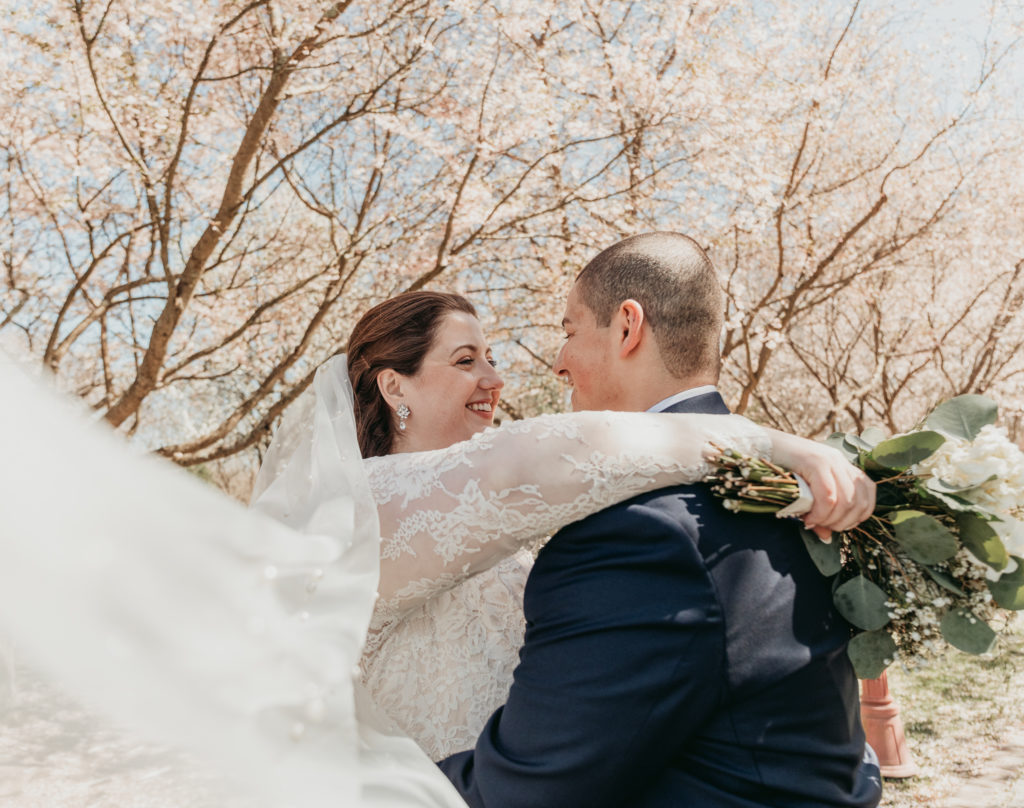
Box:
2 0 1022 494
704 1 1024 440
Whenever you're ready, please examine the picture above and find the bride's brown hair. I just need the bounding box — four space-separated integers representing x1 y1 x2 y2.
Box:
347 291 478 458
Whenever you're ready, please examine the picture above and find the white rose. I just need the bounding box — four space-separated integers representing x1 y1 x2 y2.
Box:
916 425 1024 517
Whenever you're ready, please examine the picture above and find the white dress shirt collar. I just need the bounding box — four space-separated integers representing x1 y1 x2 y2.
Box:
646 386 719 413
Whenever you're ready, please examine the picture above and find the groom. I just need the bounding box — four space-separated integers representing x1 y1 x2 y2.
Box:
438 233 882 807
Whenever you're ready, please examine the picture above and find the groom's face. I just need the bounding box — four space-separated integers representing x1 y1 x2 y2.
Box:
554 284 617 412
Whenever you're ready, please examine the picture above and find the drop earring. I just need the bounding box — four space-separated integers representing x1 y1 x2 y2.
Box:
396 403 410 431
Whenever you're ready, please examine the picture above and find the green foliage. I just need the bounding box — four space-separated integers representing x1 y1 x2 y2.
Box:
825 432 860 463
800 526 842 576
924 565 964 595
868 431 947 472
956 512 1009 571
939 609 997 655
925 395 998 441
843 433 875 452
859 427 887 447
847 630 897 680
989 556 1024 610
920 478 979 512
834 575 891 631
890 510 959 565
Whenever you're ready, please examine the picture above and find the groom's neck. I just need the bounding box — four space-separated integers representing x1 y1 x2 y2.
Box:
605 372 717 413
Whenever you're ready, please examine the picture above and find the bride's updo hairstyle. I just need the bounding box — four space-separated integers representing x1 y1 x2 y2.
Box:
347 291 477 458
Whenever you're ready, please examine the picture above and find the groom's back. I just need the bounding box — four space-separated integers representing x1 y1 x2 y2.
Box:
621 483 880 806
514 476 882 808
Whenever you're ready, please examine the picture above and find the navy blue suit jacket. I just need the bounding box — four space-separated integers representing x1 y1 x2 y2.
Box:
439 393 882 807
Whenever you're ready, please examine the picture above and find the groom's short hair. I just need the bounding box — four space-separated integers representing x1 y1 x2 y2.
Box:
575 232 724 380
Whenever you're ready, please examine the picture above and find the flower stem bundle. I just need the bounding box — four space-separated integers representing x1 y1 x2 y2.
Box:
710 451 805 512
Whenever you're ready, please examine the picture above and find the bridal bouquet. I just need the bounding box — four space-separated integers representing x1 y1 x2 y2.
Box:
706 395 1024 678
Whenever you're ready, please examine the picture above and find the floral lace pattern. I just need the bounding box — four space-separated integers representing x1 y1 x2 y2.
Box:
358 411 770 760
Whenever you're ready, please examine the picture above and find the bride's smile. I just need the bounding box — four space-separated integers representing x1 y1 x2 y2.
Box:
467 399 495 415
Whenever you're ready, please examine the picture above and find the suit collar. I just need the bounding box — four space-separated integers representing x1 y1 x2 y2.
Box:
647 386 718 413
661 390 731 415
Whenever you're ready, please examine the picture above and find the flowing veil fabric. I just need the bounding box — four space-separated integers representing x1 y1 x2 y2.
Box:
0 353 466 807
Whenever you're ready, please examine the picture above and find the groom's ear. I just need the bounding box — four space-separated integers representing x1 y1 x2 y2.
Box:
376 369 405 409
616 299 646 359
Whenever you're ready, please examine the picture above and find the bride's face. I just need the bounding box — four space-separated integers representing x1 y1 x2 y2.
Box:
393 311 504 452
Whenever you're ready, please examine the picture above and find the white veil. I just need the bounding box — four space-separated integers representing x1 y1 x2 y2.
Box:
0 352 466 807
249 353 469 805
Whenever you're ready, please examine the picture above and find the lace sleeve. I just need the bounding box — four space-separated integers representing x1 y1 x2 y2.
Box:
367 411 770 630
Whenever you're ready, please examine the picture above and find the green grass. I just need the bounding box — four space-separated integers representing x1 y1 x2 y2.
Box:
880 618 1024 806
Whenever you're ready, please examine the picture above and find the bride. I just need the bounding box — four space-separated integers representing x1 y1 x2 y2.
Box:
0 292 869 806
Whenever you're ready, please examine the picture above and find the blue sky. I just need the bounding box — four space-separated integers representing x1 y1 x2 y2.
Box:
914 0 1023 110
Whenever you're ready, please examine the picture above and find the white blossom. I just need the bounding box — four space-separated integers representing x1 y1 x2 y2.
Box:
915 425 1024 518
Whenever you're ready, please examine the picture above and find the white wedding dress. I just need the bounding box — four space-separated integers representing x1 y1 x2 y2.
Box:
0 354 770 805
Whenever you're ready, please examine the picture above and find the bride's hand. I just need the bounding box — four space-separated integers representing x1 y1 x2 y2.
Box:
765 428 875 543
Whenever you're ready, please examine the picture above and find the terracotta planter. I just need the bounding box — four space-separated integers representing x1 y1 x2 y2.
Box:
860 672 919 778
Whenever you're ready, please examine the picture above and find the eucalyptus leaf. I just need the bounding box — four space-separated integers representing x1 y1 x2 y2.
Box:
861 456 890 474
847 630 897 679
890 510 959 564
926 475 997 495
843 434 874 452
800 526 842 577
940 608 997 654
860 427 887 447
825 433 860 463
918 484 976 513
926 395 998 441
988 556 1024 610
924 565 964 595
833 575 891 631
956 512 1009 571
869 431 946 471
